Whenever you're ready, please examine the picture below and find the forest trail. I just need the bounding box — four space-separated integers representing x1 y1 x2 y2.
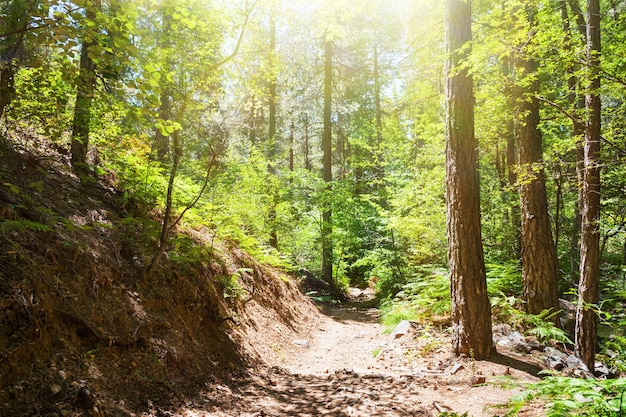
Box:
170 289 543 417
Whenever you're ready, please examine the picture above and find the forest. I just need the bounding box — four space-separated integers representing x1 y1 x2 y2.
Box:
2 0 626 415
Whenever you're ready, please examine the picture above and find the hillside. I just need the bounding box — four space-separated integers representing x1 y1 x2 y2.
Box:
0 131 319 416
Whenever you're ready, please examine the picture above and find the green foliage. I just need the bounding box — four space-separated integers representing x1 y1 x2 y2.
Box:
508 377 626 417
215 271 246 300
486 262 523 296
380 266 450 326
102 133 167 211
525 310 572 345
8 63 74 140
0 220 52 233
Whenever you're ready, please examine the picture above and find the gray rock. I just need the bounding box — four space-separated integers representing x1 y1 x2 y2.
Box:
493 323 513 337
390 320 412 339
508 331 532 354
543 347 568 370
292 339 310 348
559 298 576 336
524 336 544 352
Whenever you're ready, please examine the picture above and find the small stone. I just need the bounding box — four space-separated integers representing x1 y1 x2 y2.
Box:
292 339 310 348
449 362 464 375
390 320 412 339
50 383 62 395
470 375 486 386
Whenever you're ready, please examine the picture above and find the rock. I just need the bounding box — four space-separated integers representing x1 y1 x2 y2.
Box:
292 339 310 348
508 331 532 354
511 341 532 354
493 323 514 345
449 362 464 375
524 336 544 352
493 323 513 337
543 347 567 370
559 298 576 336
565 355 594 378
50 383 62 395
470 375 486 386
390 320 412 339
595 361 610 377
298 268 330 292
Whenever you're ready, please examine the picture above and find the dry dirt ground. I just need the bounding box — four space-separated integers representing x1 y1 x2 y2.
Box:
156 289 545 417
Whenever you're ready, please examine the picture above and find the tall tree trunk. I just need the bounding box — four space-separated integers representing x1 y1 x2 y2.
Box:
575 0 601 371
445 0 493 360
154 12 174 162
514 7 560 317
321 37 333 289
373 44 387 208
561 0 587 282
0 1 37 120
501 56 522 257
267 0 278 248
303 114 312 171
289 120 294 174
70 0 100 171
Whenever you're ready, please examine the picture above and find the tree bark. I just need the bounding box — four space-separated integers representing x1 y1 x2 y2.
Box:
514 7 560 317
267 0 278 249
445 0 493 360
321 37 333 288
70 0 100 171
575 0 601 371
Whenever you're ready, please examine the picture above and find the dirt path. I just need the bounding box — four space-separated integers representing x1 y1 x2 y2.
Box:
164 290 543 417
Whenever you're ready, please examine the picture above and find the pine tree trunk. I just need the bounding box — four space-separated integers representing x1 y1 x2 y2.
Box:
575 0 601 371
514 9 560 316
445 0 493 360
321 37 333 288
267 0 278 249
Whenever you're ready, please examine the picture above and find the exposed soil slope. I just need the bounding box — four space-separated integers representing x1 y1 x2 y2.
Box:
0 132 317 416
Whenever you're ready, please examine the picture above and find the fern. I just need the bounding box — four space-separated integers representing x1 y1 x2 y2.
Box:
525 309 572 345
506 376 626 416
0 220 52 233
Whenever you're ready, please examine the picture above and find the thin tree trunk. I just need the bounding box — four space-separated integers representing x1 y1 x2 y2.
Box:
289 120 294 174
373 44 387 208
70 0 100 171
321 37 333 289
267 0 278 248
147 130 181 274
445 0 493 360
155 90 172 161
575 0 601 371
304 114 311 171
561 0 586 282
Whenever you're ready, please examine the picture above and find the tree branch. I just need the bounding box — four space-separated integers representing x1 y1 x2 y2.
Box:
0 22 48 40
536 95 626 157
209 0 259 71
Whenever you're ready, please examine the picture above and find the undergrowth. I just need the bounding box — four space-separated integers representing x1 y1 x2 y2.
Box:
506 376 626 416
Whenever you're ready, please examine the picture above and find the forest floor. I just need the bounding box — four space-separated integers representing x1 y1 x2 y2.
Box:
155 289 546 417
0 131 548 417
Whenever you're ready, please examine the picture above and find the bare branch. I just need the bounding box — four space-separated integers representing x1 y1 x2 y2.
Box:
209 0 260 71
